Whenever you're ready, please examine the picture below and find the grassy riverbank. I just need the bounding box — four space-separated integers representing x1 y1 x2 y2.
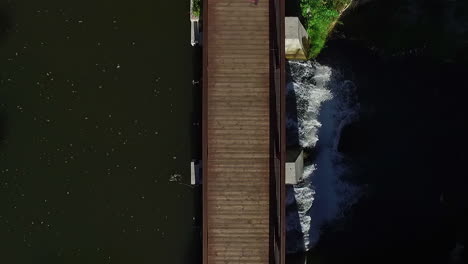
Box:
300 0 351 58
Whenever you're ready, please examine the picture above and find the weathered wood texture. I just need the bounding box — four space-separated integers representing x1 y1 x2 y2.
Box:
204 0 271 263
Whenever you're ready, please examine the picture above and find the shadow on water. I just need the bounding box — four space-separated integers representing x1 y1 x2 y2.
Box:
286 63 300 148
0 2 13 45
285 0 301 17
286 185 306 254
185 43 203 264
285 0 301 147
0 3 12 149
183 186 203 264
190 45 203 160
286 251 307 264
285 62 309 257
0 111 7 148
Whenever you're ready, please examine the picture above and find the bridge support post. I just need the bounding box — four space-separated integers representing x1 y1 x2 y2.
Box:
285 17 309 60
286 149 304 185
190 160 202 185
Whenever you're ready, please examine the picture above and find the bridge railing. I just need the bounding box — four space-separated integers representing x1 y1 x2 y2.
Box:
269 0 285 263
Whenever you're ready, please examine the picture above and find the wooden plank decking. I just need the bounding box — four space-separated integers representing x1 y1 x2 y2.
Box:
203 0 271 263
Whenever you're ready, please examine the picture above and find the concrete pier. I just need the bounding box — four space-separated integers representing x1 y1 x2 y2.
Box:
285 17 309 60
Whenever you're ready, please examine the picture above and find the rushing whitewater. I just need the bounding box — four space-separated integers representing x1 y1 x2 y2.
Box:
286 61 360 252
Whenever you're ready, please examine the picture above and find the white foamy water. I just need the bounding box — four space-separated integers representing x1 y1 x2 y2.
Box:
286 61 360 252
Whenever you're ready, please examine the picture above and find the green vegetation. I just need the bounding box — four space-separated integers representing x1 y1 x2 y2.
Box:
300 0 351 58
193 0 201 18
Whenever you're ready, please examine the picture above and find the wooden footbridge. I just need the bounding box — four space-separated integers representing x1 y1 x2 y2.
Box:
202 0 286 263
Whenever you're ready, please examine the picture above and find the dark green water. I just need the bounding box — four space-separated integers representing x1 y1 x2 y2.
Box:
0 0 201 263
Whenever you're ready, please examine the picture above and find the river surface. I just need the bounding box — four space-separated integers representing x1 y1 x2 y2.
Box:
0 0 201 263
286 1 467 263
